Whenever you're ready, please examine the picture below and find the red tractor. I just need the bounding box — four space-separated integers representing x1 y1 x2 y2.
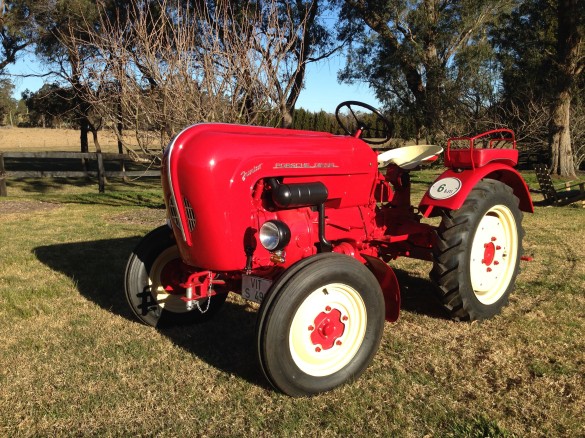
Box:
124 101 533 396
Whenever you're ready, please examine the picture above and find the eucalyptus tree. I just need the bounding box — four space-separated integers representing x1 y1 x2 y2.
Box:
0 0 51 73
335 0 514 141
494 0 584 176
22 84 76 128
548 0 583 177
0 77 15 123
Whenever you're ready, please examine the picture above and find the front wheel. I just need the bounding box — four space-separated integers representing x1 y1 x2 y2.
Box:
430 180 524 321
124 225 227 327
257 254 385 396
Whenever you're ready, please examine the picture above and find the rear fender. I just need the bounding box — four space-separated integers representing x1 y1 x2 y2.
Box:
419 163 534 217
362 254 400 322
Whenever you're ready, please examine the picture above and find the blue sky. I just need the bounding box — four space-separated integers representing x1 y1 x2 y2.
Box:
6 53 46 98
6 52 380 114
296 54 380 112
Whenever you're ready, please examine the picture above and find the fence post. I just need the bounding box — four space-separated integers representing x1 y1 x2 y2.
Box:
96 151 105 193
120 158 127 182
0 153 7 196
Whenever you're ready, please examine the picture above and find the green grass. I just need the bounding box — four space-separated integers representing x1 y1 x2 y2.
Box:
0 173 584 437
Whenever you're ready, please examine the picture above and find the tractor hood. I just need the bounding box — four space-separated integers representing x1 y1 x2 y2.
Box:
162 123 377 270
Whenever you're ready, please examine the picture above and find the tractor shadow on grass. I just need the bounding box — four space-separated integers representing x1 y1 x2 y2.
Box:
393 269 451 320
34 238 449 390
33 237 266 389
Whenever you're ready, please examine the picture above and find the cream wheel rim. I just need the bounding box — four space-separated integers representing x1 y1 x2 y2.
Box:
149 246 190 313
289 283 367 377
470 205 518 305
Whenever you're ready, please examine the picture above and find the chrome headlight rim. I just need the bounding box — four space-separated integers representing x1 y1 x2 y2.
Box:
259 220 291 252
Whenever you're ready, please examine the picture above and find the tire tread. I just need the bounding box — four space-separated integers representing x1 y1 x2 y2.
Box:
430 179 524 321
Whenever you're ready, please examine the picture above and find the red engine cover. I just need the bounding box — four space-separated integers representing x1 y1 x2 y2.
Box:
163 123 378 271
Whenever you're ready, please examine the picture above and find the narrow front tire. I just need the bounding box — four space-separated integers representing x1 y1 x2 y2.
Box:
257 254 385 396
124 225 227 327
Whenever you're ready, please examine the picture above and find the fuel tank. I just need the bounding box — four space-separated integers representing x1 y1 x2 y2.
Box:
162 123 378 271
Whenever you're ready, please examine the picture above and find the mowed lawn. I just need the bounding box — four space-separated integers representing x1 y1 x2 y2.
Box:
0 173 584 437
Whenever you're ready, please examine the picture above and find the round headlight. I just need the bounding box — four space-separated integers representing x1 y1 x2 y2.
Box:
259 220 291 251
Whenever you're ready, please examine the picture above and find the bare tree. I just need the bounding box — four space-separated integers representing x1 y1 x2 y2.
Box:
497 99 551 162
58 0 333 157
34 0 105 156
248 0 338 127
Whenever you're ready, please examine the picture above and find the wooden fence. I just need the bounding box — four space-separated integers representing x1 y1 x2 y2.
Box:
0 147 548 198
0 151 160 196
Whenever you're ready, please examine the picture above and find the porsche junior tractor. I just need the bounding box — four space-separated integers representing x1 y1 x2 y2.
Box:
125 101 533 396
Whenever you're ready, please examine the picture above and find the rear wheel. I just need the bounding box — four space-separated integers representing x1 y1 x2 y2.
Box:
257 254 385 396
430 180 524 321
125 225 227 327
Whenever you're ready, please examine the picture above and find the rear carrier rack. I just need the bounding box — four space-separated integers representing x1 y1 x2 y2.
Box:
445 129 518 169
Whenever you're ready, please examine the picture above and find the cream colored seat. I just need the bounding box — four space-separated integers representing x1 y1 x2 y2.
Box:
377 145 443 169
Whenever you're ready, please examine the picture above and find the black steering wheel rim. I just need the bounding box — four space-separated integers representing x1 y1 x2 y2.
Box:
335 100 393 145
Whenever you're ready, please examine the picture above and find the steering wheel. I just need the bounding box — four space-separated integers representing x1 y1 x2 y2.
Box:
335 101 393 145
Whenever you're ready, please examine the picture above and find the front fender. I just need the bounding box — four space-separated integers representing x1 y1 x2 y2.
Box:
419 163 534 217
362 254 400 322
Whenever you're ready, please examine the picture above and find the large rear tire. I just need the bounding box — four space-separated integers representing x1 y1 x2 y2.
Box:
124 225 227 327
257 254 385 396
430 180 524 321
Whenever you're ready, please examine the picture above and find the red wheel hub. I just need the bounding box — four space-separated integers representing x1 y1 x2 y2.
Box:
310 308 346 350
159 259 187 295
483 242 496 266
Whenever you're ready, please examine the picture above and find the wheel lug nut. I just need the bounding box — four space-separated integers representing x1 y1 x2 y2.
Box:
325 306 331 312
308 325 314 331
336 340 342 346
342 316 348 321
494 261 499 265
487 267 492 272
315 347 321 353
491 237 497 241
496 246 501 250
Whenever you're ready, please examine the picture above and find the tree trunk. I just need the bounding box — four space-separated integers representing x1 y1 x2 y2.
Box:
80 118 89 152
91 129 107 193
80 117 90 174
549 91 575 177
548 0 581 177
0 153 7 197
117 96 127 182
280 104 294 129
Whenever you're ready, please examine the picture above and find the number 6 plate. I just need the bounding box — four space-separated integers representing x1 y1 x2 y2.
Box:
241 275 272 303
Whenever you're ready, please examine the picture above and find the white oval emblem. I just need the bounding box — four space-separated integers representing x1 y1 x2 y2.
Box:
429 177 462 200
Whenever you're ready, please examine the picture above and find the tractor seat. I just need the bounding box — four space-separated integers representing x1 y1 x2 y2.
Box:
377 145 443 169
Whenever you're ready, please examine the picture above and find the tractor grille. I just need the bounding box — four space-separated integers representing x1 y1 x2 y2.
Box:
168 196 181 229
183 197 196 232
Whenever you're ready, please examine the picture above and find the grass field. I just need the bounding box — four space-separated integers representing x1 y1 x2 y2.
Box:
0 127 131 153
0 170 584 437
